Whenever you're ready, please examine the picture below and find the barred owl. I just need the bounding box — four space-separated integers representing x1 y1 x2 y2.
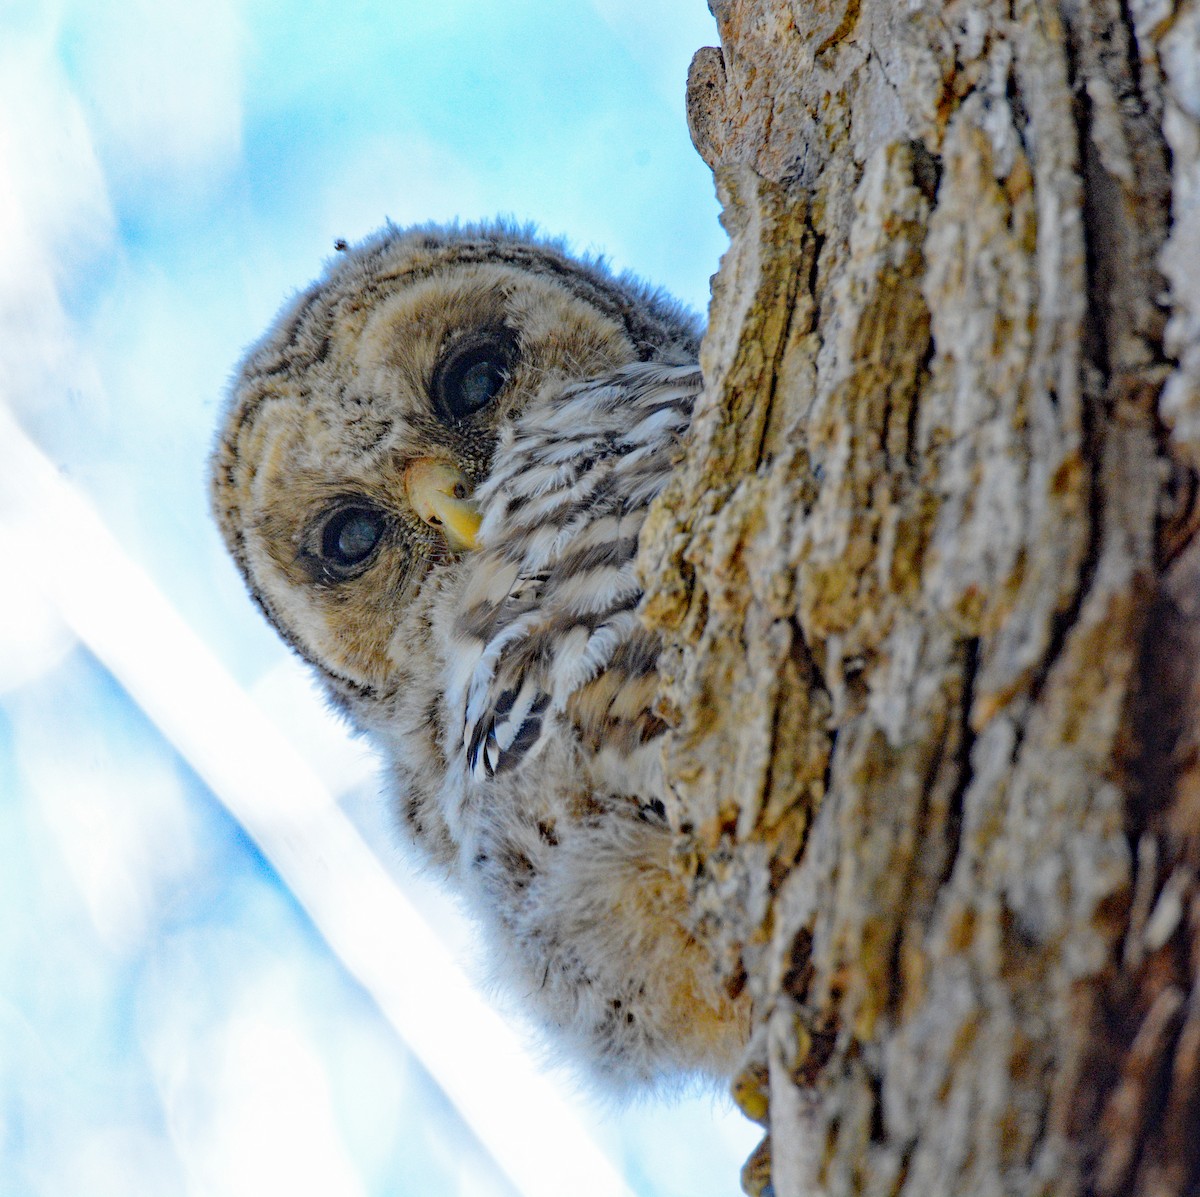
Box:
211 222 749 1087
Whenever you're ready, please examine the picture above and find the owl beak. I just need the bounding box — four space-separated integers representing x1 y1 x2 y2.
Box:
403 458 482 552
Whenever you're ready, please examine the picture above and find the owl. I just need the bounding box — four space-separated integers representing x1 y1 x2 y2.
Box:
211 222 750 1087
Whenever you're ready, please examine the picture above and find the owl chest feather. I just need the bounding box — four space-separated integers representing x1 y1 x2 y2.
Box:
444 362 700 784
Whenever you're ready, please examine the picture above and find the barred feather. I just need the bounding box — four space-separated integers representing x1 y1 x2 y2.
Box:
451 361 700 780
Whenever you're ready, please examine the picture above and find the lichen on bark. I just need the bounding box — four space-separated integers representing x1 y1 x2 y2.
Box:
639 1 1200 1194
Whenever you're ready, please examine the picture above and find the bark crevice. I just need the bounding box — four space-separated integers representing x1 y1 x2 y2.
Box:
643 1 1200 1192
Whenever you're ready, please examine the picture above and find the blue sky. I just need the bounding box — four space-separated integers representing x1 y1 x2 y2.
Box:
0 3 751 1194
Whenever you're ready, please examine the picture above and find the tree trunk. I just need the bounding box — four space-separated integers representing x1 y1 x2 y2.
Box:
637 1 1200 1193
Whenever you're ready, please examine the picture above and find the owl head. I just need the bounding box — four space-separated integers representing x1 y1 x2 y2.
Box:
211 222 701 708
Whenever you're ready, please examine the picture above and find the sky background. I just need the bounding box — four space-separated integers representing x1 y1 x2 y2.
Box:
0 2 756 1195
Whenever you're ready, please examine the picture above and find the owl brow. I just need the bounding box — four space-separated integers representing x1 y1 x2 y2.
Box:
486 247 671 357
379 244 659 354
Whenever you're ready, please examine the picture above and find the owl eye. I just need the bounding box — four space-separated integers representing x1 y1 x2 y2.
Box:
432 328 518 423
316 502 389 576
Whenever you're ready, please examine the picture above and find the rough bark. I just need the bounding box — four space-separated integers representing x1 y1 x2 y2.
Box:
637 2 1200 1193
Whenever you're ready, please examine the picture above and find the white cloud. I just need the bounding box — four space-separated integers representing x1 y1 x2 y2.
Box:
316 129 490 245
13 676 199 956
212 1001 369 1197
0 550 74 696
64 0 246 193
0 25 114 412
142 956 370 1197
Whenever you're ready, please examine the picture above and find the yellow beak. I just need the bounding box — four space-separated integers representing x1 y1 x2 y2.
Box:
403 458 482 552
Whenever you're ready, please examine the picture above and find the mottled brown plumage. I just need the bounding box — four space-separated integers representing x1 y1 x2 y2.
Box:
211 222 750 1087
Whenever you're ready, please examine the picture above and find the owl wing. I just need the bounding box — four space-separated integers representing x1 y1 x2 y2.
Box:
449 361 700 781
